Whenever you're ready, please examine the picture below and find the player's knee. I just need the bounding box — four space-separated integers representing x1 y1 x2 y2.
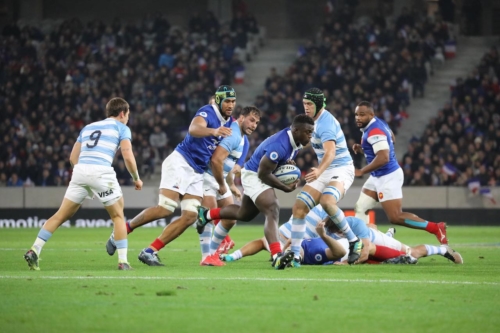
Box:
263 202 280 219
158 194 178 212
296 191 316 213
354 192 378 215
321 186 342 206
180 210 198 225
180 198 200 214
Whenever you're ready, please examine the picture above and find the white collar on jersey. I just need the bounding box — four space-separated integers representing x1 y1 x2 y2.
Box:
211 104 229 125
360 117 377 133
287 129 302 150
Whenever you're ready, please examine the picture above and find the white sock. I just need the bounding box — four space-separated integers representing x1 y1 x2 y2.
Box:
231 250 243 260
33 238 46 255
117 248 128 263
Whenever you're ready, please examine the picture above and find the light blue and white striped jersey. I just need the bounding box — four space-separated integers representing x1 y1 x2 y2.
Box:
206 121 246 177
77 118 132 166
310 110 353 169
280 205 370 240
280 205 329 240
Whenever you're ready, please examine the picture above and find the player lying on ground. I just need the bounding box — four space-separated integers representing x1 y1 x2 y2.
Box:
221 205 463 265
199 106 260 266
352 101 448 244
106 86 235 266
323 217 463 264
24 98 143 271
288 88 361 269
197 114 315 268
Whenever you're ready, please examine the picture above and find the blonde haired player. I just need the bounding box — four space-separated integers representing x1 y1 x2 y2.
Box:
24 97 142 270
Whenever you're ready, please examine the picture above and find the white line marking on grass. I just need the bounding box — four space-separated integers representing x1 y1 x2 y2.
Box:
0 275 498 286
0 248 189 252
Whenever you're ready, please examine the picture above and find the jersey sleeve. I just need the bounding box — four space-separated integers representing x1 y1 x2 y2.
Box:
77 129 83 143
318 115 340 143
237 136 250 166
264 143 287 164
218 131 240 153
348 217 371 239
366 128 388 146
119 125 132 142
194 107 213 127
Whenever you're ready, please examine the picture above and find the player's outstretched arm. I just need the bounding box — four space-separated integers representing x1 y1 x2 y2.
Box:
189 116 231 138
69 142 82 167
120 139 142 190
258 156 298 193
211 146 231 195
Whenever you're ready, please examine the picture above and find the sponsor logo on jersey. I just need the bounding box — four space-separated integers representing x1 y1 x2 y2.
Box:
200 112 208 117
315 254 323 261
378 192 384 200
270 151 279 161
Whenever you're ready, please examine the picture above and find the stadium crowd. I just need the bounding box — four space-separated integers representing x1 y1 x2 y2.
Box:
0 11 260 187
403 46 500 187
249 3 455 177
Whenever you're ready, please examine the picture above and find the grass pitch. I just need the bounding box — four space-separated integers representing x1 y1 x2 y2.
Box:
1 225 499 333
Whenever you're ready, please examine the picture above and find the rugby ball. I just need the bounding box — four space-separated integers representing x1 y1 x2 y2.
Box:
273 165 301 185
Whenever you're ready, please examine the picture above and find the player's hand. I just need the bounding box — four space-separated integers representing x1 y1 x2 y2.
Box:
315 221 326 237
305 167 321 183
284 179 300 193
214 126 232 138
230 185 242 201
218 184 228 196
134 179 143 190
285 159 296 166
355 169 364 177
232 164 242 177
352 143 363 154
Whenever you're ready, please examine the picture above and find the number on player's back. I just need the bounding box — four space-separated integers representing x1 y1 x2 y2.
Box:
86 130 102 148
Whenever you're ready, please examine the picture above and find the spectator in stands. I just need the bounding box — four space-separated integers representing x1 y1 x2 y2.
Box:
7 173 23 187
149 126 168 162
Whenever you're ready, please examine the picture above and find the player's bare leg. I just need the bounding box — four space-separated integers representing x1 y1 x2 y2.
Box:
380 199 448 244
129 189 179 229
24 198 81 270
199 194 261 225
104 197 132 269
253 188 292 269
222 237 268 262
138 194 201 266
106 188 178 256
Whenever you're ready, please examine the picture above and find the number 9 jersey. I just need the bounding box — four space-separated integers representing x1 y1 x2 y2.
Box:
77 118 132 166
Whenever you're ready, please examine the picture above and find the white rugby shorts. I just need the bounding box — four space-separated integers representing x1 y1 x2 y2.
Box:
203 172 232 201
241 168 272 203
307 163 355 198
65 164 122 206
159 150 204 197
362 168 403 202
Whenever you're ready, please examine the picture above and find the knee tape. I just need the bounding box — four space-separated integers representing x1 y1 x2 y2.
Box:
354 192 378 214
158 194 178 212
180 198 200 213
297 191 316 210
323 186 342 203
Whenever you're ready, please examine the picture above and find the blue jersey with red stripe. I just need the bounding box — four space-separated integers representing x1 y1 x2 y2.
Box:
360 117 400 177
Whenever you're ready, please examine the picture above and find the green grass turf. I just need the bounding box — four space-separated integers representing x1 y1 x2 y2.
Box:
0 225 499 333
